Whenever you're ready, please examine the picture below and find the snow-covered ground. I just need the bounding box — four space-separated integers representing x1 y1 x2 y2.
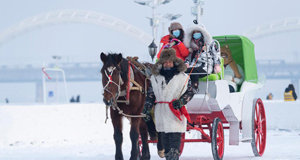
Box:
0 102 299 160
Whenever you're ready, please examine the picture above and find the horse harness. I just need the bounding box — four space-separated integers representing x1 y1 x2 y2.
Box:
103 60 148 122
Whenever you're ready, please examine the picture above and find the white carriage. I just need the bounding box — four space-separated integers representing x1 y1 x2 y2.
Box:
182 35 266 160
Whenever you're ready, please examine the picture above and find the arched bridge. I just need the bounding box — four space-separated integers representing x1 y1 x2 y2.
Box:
0 10 152 46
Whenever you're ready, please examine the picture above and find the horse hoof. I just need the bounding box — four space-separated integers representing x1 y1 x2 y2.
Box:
158 149 165 158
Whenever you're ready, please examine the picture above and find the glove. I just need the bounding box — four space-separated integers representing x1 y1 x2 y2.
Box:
214 65 221 73
142 107 151 122
170 38 181 45
172 98 185 110
163 43 171 49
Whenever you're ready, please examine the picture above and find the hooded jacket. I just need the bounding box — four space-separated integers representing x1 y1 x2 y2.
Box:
157 22 189 61
183 24 221 74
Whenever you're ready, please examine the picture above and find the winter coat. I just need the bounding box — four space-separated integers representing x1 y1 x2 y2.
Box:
157 35 189 61
224 64 244 92
150 73 188 133
144 48 194 133
183 25 221 74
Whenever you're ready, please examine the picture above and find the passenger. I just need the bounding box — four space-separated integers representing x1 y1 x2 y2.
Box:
142 48 195 160
157 22 189 61
183 23 221 92
221 44 244 92
284 84 297 101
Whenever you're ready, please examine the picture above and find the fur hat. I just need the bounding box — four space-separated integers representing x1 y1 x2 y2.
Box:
168 22 183 34
183 24 212 50
151 48 187 75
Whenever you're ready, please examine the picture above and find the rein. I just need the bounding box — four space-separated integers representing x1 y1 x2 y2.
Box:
103 61 146 123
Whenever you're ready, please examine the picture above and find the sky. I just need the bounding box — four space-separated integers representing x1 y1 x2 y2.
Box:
0 0 300 65
0 0 300 102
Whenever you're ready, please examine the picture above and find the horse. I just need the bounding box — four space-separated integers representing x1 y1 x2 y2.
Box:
100 52 162 160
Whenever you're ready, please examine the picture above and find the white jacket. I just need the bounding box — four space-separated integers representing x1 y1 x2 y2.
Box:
151 73 188 133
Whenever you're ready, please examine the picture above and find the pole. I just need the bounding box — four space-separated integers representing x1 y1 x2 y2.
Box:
197 3 201 24
55 59 58 103
42 69 46 104
152 6 158 46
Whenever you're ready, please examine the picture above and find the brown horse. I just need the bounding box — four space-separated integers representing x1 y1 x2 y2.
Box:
100 52 156 160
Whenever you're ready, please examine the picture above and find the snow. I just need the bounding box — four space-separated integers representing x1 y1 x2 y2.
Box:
0 102 299 160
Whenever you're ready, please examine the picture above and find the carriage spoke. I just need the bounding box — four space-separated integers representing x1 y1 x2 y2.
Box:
256 106 260 120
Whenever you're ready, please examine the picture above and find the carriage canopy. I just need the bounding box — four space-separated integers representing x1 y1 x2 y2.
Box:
213 35 258 83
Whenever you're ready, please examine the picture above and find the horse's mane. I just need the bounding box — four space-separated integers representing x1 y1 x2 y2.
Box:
102 53 128 82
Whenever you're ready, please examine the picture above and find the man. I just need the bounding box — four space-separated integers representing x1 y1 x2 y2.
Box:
142 48 195 160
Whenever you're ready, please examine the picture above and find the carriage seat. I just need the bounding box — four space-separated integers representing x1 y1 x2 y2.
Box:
198 58 224 81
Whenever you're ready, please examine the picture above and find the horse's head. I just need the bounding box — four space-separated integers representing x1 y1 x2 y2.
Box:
100 52 125 106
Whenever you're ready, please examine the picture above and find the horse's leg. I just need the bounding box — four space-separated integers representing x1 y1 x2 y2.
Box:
140 119 150 160
111 110 124 160
129 117 141 160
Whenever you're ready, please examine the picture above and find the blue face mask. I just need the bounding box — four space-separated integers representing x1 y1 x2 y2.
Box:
172 30 180 38
193 33 202 39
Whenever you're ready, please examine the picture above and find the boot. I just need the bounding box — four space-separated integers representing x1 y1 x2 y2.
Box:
165 148 179 160
158 149 165 158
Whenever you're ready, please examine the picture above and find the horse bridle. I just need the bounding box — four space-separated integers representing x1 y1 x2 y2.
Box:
102 66 123 109
102 65 146 123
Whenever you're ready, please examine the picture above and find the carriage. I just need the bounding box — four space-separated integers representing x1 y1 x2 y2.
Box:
139 35 267 160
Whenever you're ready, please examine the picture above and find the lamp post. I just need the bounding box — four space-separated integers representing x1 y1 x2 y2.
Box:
148 39 157 62
191 0 205 24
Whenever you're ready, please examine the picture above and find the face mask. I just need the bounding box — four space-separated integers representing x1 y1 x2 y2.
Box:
163 68 172 71
172 30 180 38
160 67 177 78
193 33 202 39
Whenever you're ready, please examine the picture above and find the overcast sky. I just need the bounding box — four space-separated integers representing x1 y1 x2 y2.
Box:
0 0 300 65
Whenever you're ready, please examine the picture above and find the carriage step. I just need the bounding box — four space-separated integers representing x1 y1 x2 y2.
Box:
240 138 252 142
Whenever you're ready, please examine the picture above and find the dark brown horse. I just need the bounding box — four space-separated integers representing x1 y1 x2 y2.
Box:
100 52 155 160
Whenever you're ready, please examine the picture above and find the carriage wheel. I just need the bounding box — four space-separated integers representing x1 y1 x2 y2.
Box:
251 98 267 156
211 117 224 160
179 133 185 156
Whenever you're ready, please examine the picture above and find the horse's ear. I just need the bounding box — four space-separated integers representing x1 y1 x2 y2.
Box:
100 52 107 62
116 53 123 64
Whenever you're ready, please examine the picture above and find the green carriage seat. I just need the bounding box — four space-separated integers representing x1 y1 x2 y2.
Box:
198 57 224 81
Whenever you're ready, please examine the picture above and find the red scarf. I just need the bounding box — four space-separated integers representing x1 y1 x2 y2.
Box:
157 100 192 123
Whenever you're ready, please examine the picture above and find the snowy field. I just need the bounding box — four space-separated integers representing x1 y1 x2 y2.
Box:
0 102 299 160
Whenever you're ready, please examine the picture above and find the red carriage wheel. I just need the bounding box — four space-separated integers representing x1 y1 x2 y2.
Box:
138 135 142 157
211 117 224 160
251 98 267 156
179 133 185 156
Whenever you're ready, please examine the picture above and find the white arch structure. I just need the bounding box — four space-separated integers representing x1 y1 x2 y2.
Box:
243 17 300 39
0 10 153 46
